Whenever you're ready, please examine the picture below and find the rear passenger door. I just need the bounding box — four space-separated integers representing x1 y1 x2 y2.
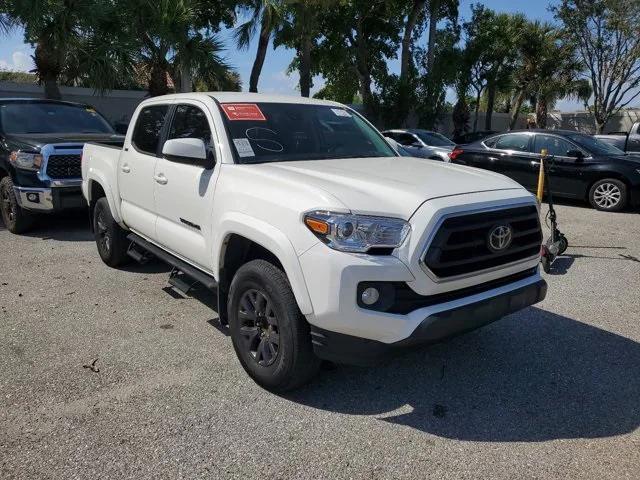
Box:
394 133 425 157
154 101 220 271
119 104 169 239
487 133 537 189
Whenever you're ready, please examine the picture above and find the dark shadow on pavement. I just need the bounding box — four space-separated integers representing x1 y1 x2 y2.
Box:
22 210 93 242
546 255 574 275
286 307 640 442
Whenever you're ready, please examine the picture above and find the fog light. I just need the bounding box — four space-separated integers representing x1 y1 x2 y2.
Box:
361 287 380 305
27 193 39 203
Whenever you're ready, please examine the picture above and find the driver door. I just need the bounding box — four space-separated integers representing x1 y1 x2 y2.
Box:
154 101 220 272
531 134 586 198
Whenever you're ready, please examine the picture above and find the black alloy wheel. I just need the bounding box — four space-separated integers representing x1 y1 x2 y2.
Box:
238 289 280 367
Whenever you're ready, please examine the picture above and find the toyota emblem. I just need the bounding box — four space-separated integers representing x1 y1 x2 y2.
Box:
487 224 513 252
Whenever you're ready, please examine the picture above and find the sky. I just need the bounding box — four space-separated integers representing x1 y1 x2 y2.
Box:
0 0 585 111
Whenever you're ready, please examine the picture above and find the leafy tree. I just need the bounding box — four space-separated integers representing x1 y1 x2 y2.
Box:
235 0 283 92
464 6 525 131
553 0 640 133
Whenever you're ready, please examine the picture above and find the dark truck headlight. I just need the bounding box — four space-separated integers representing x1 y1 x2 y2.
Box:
9 151 43 171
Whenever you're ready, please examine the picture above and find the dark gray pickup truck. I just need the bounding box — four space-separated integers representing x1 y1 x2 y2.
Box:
595 121 640 154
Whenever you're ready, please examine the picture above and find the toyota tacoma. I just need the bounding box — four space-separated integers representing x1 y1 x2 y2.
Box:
82 93 547 391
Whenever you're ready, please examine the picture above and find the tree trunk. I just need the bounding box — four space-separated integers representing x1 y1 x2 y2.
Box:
149 62 169 97
536 97 548 128
354 19 375 120
180 65 192 93
484 80 497 130
509 89 526 130
473 89 481 132
299 34 312 97
426 0 440 72
400 0 425 81
34 40 62 100
249 17 271 93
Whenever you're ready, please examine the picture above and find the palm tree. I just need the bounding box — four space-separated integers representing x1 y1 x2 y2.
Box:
235 0 282 93
126 0 239 96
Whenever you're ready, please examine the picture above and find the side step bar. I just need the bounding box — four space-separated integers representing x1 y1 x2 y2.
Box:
127 233 218 291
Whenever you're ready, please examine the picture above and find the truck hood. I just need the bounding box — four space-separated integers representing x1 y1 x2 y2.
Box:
256 156 523 219
4 133 124 151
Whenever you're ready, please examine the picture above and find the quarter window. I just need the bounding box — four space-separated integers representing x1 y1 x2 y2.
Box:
168 104 212 146
395 133 419 146
533 134 576 157
494 134 531 152
132 105 169 155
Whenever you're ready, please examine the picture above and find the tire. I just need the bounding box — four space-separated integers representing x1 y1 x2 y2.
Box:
0 176 34 234
589 178 627 212
227 259 321 392
93 197 130 267
558 234 568 255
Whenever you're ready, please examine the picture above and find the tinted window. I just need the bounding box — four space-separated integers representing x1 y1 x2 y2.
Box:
132 105 169 155
219 103 396 163
168 104 212 146
0 102 113 135
533 134 577 157
395 133 419 146
567 133 624 155
415 131 455 147
494 134 531 152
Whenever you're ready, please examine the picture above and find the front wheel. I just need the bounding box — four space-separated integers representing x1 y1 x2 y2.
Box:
0 176 34 234
228 259 320 392
93 197 130 267
589 179 627 212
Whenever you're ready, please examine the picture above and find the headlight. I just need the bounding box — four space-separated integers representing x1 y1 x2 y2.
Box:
9 151 43 171
303 211 410 253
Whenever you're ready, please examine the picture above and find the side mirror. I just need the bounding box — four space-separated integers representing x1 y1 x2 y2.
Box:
566 149 584 160
162 138 215 169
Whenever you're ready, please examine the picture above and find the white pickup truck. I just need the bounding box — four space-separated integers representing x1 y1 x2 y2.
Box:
82 93 547 391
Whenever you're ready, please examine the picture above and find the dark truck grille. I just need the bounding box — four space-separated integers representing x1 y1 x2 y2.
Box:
423 205 542 278
46 154 82 179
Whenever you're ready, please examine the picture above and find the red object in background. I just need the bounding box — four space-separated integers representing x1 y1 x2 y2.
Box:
221 103 266 121
448 147 464 161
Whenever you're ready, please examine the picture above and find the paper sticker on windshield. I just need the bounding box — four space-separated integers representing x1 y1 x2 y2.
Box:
222 103 266 121
331 108 352 117
233 138 255 157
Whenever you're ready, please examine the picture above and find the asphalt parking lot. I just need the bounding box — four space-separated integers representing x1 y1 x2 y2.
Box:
1 203 639 479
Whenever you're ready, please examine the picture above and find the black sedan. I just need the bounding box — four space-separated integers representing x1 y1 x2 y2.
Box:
449 130 640 212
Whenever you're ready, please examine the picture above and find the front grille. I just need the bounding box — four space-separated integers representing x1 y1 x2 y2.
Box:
46 154 82 179
423 205 542 278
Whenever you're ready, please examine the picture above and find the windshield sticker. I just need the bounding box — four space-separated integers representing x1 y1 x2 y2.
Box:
221 103 266 121
331 108 352 117
233 138 255 157
246 127 284 153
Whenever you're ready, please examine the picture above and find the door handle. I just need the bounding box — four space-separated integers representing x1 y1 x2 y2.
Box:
121 165 131 173
488 157 498 162
154 174 168 185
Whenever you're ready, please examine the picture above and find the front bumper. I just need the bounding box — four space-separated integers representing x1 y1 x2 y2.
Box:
14 184 85 213
310 277 547 366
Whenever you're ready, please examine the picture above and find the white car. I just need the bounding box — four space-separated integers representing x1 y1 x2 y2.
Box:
82 93 547 391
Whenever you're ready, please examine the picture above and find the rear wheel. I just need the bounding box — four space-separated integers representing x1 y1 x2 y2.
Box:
228 259 320 392
589 178 627 212
93 197 130 267
0 176 34 234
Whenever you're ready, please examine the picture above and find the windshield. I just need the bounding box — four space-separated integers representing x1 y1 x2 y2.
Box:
0 102 114 135
218 102 396 163
567 133 625 156
415 131 455 147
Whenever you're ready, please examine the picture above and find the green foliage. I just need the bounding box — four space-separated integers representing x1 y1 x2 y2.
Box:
0 69 36 83
553 0 640 132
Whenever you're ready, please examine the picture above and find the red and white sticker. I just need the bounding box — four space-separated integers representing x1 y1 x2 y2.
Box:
221 103 266 121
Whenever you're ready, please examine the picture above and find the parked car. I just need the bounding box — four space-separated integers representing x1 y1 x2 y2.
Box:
594 121 640 154
0 98 123 233
452 130 497 145
382 129 454 161
83 93 546 391
448 129 640 211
